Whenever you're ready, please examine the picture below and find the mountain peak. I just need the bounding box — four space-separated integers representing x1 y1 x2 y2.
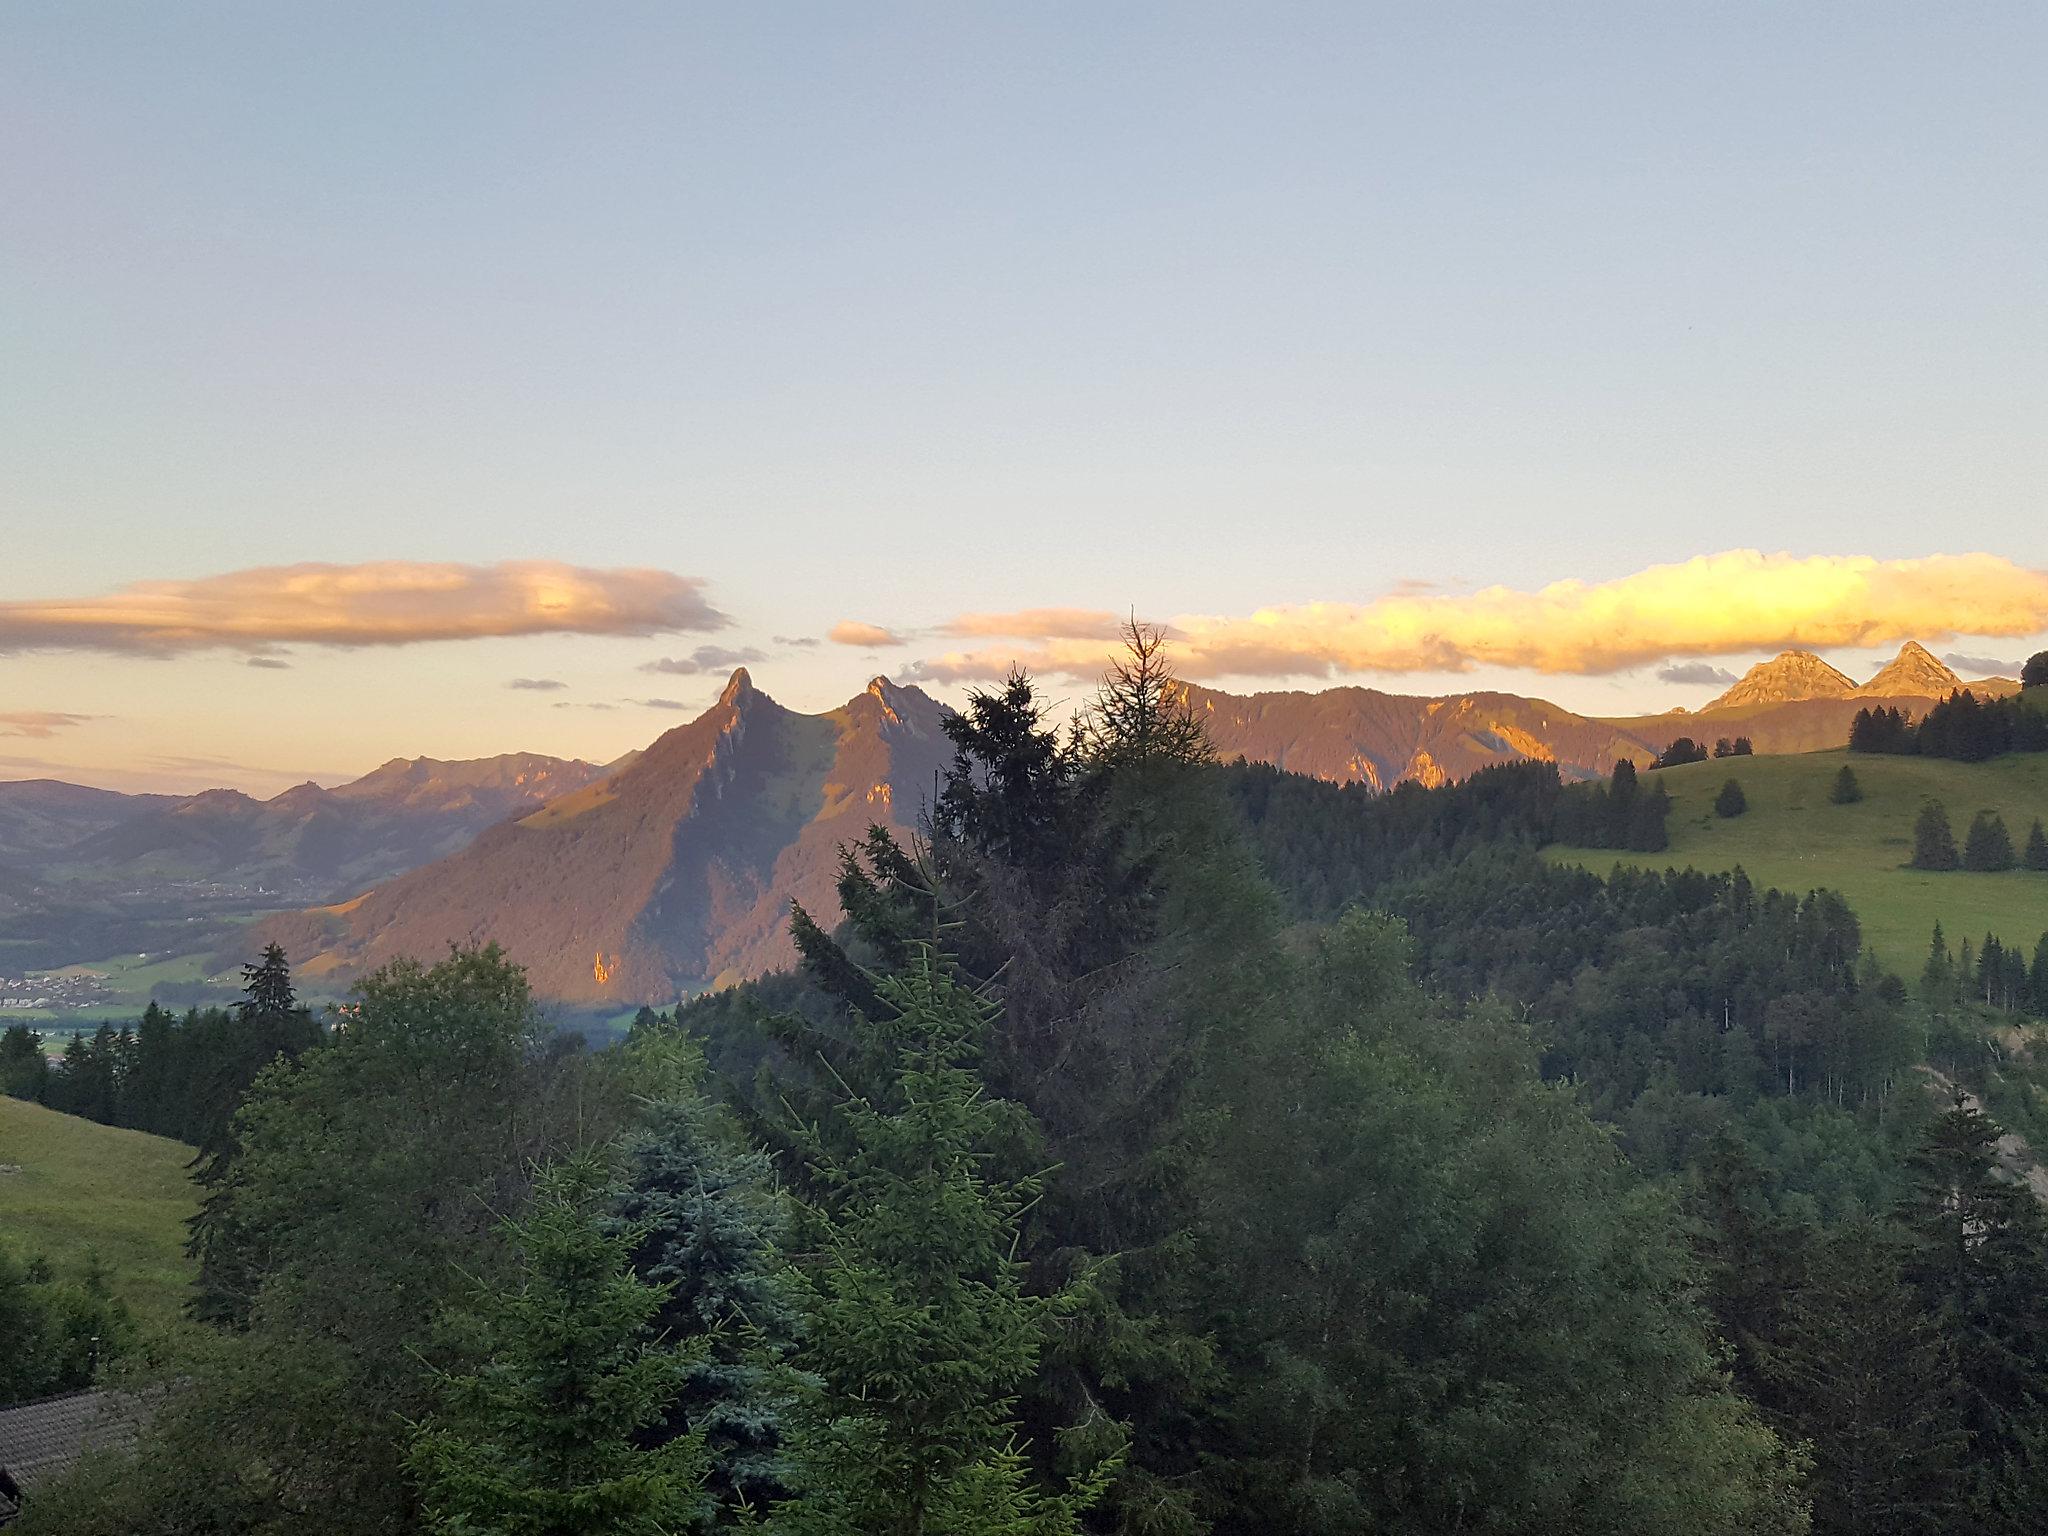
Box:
1703 650 1857 711
718 667 756 707
1856 641 1963 699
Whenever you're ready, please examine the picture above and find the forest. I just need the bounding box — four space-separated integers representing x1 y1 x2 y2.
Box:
6 631 2048 1536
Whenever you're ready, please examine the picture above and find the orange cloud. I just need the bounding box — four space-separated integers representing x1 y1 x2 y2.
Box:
829 620 909 647
0 711 97 739
907 551 2048 682
940 608 1123 641
0 561 726 655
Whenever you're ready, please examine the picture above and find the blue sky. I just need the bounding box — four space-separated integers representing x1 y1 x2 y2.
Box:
1 4 2043 791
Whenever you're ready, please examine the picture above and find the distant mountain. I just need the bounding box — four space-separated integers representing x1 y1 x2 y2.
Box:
2 753 605 897
1703 651 1858 711
1180 683 1659 787
1854 641 1964 699
0 780 176 864
252 671 954 1004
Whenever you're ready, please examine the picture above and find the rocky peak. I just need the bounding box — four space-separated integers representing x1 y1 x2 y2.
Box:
1856 641 1963 699
1703 650 1857 711
718 667 756 708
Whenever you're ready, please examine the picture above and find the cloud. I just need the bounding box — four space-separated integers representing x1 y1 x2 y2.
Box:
940 609 1123 642
905 552 2048 684
508 677 568 691
1942 651 2019 677
245 656 292 670
0 711 97 739
829 621 910 648
0 560 728 655
634 697 692 711
1656 662 1740 686
640 644 766 676
774 634 820 648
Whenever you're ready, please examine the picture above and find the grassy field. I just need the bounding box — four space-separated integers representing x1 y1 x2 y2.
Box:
1548 749 2048 974
0 1096 196 1325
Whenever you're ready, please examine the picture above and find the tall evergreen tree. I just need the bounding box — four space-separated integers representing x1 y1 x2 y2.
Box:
771 947 1116 1535
1911 801 1959 871
1830 765 1863 805
408 1155 709 1536
1716 778 1749 818
1962 812 2017 872
2023 819 2048 872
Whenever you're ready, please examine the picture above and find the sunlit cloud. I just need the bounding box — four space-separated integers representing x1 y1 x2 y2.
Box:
829 621 909 647
905 552 2048 683
508 677 567 691
640 644 765 676
245 657 292 670
0 711 97 739
1656 661 1739 687
940 608 1123 641
0 560 727 655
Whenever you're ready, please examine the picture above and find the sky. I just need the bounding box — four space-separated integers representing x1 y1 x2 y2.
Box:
1 2 2043 793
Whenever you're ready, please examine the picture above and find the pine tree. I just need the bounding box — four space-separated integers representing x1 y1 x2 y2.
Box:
0 1026 46 1102
1912 801 1959 871
610 1038 793 1521
1963 812 2017 872
1715 778 1748 818
2024 820 2048 872
408 1154 708 1535
2033 934 2048 1021
1761 1220 1966 1536
771 947 1116 1535
1920 923 1955 1010
1831 766 1863 805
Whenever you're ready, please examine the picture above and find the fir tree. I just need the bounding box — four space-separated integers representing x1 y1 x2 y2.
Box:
1912 801 1959 871
1919 924 1955 1010
408 1154 709 1535
2033 934 2048 1022
610 1037 793 1521
2024 820 2048 872
771 947 1117 1535
1963 812 2017 872
1831 766 1863 805
1715 778 1748 818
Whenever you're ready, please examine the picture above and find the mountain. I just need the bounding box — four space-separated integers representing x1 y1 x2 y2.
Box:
1181 683 1659 787
1854 641 1964 699
1702 651 1858 711
251 671 954 1005
0 780 176 864
4 753 606 898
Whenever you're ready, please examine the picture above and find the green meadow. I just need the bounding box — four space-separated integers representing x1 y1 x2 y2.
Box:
0 1094 196 1325
1549 748 2048 974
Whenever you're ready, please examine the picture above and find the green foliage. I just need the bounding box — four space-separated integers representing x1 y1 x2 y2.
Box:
2024 651 2048 690
770 947 1116 1534
408 1155 709 1536
1912 801 1959 871
1961 812 2016 873
1201 912 1807 1534
1717 777 1749 818
0 1242 135 1407
1831 766 1863 805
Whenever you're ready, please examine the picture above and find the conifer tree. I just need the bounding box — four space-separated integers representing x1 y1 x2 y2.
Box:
2033 934 2048 1021
1715 778 1748 818
1963 812 2017 872
1762 1220 1966 1536
1919 924 1955 1009
1831 765 1863 804
408 1155 708 1535
771 947 1116 1534
2024 820 2048 872
610 1037 793 1520
1912 801 1960 870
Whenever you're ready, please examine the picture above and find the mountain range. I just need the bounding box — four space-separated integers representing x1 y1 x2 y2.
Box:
0 642 2018 1000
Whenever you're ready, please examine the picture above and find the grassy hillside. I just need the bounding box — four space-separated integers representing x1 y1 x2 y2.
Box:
1548 749 2048 973
0 1096 196 1324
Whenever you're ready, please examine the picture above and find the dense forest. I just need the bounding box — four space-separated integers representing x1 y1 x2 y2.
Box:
9 630 2048 1534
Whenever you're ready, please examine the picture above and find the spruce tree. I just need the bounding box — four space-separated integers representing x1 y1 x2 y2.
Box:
1963 812 2017 872
771 947 1116 1534
1831 765 1863 804
2024 820 2048 872
1919 924 1955 1009
1912 801 1959 870
408 1155 708 1535
2034 934 2048 1021
610 1037 793 1520
1762 1220 1966 1536
1715 778 1748 818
